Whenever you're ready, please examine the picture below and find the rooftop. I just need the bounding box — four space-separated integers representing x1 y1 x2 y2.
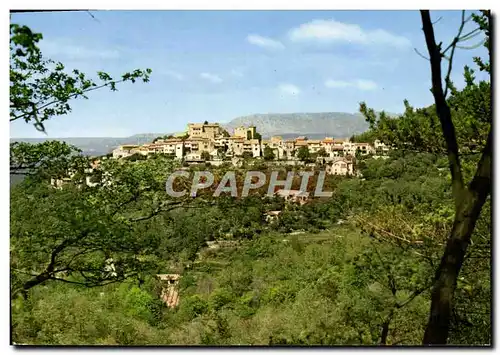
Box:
156 274 181 282
275 189 309 197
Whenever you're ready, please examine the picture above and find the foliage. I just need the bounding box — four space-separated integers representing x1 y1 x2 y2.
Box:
201 151 211 161
263 146 275 161
10 149 491 344
10 140 86 179
10 24 152 132
10 151 196 296
317 148 328 157
9 14 491 346
124 152 148 161
296 146 311 162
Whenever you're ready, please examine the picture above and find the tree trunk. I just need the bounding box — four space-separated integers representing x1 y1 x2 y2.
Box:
419 10 492 345
380 309 395 345
423 182 491 344
20 273 51 299
23 273 51 291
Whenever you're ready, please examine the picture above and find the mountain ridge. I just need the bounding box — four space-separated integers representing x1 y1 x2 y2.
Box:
223 112 369 138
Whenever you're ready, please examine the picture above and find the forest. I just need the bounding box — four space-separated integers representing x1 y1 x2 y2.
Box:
9 10 491 346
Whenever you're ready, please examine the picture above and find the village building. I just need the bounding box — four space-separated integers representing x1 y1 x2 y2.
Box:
112 144 140 159
342 142 357 156
306 139 322 153
187 122 224 140
325 157 355 176
226 136 245 156
264 210 282 223
275 189 310 205
321 137 335 153
284 140 295 157
270 136 284 148
234 125 257 139
374 139 390 154
330 145 345 157
294 140 308 149
156 274 181 308
109 121 389 174
214 135 230 148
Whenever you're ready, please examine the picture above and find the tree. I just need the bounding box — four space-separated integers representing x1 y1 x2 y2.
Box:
10 155 201 297
355 149 363 160
201 150 211 161
124 152 147 162
217 144 228 158
351 131 377 144
10 140 86 178
10 24 151 133
317 148 328 157
359 10 491 345
263 146 275 161
242 151 253 159
419 10 491 345
254 132 262 142
8 23 177 297
297 146 311 162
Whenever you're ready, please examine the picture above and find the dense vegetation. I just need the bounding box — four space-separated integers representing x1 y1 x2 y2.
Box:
10 10 491 346
10 149 491 345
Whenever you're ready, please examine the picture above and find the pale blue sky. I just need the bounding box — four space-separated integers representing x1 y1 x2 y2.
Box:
10 10 488 138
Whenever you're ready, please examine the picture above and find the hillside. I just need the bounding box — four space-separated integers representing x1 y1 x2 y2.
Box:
223 112 370 138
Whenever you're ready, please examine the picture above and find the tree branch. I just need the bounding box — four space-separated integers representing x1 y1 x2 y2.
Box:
420 10 465 208
10 79 125 122
414 47 430 61
442 11 467 98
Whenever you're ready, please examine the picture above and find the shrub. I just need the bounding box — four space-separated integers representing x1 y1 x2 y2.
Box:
209 288 235 311
177 295 208 322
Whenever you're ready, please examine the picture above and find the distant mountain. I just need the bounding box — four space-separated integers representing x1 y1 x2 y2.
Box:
223 112 370 139
10 111 381 156
10 134 169 157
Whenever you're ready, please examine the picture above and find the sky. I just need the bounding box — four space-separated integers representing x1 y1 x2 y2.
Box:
10 10 488 138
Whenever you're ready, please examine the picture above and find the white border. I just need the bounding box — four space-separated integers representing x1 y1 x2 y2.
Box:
4 0 499 10
3 1 499 354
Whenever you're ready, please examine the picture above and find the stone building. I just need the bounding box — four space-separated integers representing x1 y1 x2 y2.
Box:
325 157 355 176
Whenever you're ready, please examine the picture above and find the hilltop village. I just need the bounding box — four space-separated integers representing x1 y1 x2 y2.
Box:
49 121 391 190
112 122 390 176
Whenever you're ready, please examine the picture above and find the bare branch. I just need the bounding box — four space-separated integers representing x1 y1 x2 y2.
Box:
458 27 482 42
129 198 216 223
397 282 433 309
432 16 443 25
443 11 467 98
86 11 100 23
414 47 430 61
441 12 472 55
456 40 486 50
